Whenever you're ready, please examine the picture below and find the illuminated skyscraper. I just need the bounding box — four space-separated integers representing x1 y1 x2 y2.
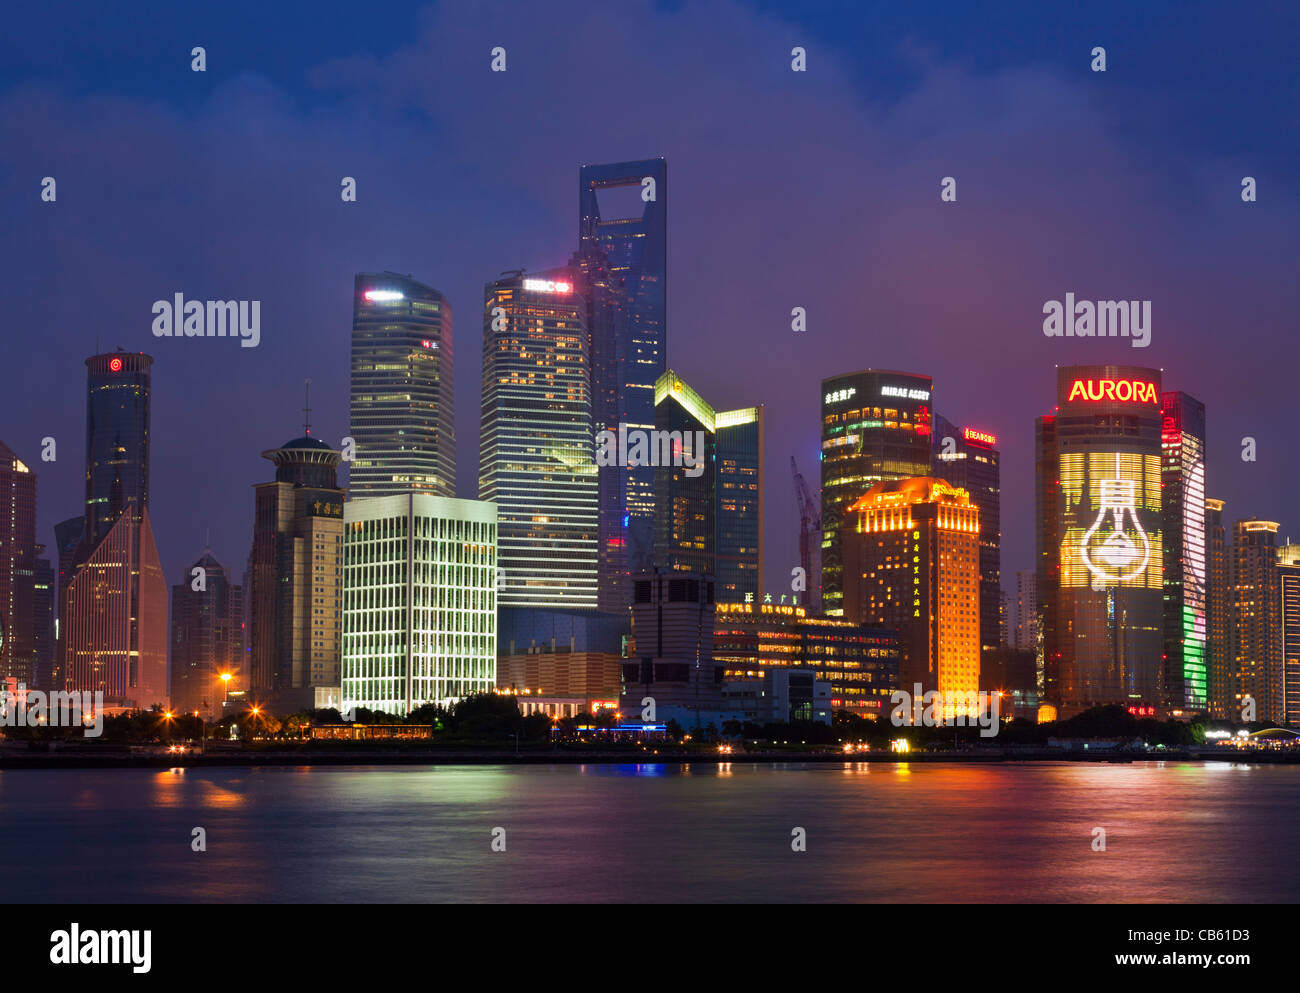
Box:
574 159 667 613
648 371 761 595
0 441 36 686
933 414 1001 656
342 494 496 715
480 269 598 609
1278 542 1300 727
1160 391 1207 713
841 477 980 716
63 507 168 708
170 551 243 721
1037 365 1164 716
349 273 455 497
652 372 717 577
32 553 53 691
1231 519 1281 723
715 406 764 604
64 351 167 709
820 370 933 616
1204 498 1231 718
246 434 344 701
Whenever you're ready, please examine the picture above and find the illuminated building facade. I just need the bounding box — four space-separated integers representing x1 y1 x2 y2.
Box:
63 507 168 708
170 551 243 720
574 159 667 614
1037 365 1164 716
0 441 36 685
342 494 496 715
349 273 455 498
32 554 53 691
1204 498 1231 718
496 606 628 701
841 477 979 716
1160 392 1207 713
1278 543 1300 727
715 406 763 604
480 269 598 609
713 601 900 718
933 414 1002 655
246 434 344 698
820 370 933 616
652 372 717 576
64 351 168 709
1231 519 1281 723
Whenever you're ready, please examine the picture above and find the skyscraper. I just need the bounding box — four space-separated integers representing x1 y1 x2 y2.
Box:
715 406 764 604
1231 519 1281 723
574 159 667 613
1160 391 1207 713
63 507 168 708
648 371 761 594
1014 571 1038 653
652 372 717 577
1278 542 1300 727
79 350 152 557
1204 498 1231 718
0 441 36 686
841 477 980 717
342 494 497 715
63 351 167 709
933 415 1001 657
246 433 344 704
1037 366 1164 716
32 552 53 691
820 370 933 616
480 268 598 609
170 550 244 720
349 273 455 498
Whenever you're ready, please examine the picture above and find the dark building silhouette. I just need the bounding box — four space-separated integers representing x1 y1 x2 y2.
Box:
171 550 244 720
573 158 667 613
0 441 36 685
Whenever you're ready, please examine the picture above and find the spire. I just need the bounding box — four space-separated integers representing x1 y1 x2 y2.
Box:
303 379 312 436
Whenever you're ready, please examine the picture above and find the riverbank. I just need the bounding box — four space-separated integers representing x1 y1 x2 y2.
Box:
0 745 1292 768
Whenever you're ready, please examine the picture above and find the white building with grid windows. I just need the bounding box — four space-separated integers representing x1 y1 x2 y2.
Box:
341 494 497 716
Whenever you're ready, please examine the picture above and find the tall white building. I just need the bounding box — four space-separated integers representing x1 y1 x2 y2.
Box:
341 494 496 715
479 269 598 609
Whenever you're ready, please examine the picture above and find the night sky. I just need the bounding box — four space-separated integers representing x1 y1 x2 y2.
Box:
2 0 1297 598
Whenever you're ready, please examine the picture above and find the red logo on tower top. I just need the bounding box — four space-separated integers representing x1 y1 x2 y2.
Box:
108 357 123 372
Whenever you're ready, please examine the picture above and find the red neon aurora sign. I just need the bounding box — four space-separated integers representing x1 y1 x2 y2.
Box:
1066 378 1158 404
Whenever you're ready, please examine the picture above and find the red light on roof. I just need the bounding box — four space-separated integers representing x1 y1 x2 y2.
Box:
108 357 123 372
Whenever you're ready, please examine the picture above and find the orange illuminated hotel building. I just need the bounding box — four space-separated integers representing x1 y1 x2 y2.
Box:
840 478 980 716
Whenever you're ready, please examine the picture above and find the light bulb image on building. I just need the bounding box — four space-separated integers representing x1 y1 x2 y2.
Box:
1080 455 1151 585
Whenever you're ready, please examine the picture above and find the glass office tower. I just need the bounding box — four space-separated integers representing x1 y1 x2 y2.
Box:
82 350 152 555
480 269 598 609
820 370 933 616
1160 391 1207 713
933 413 1002 656
1038 365 1164 716
715 406 763 604
573 159 667 613
349 273 455 498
